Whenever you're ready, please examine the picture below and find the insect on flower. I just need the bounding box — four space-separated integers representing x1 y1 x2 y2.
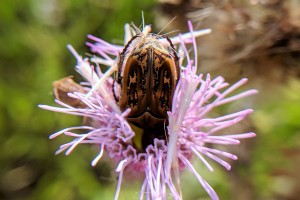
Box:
115 31 180 151
39 19 257 200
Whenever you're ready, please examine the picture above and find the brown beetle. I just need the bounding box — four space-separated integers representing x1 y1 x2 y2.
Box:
115 33 180 150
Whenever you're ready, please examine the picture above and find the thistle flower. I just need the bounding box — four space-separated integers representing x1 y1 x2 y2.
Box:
39 21 257 200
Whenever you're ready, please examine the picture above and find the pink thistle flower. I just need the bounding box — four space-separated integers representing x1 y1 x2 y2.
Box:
39 21 257 200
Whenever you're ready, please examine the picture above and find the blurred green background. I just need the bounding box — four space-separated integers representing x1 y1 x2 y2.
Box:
0 0 299 200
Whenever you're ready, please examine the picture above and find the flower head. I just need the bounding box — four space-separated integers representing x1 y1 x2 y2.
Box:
40 21 257 200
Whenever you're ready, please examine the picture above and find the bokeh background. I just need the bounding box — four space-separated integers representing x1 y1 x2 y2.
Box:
1 0 299 200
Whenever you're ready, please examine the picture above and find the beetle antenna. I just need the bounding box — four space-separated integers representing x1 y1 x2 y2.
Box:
130 22 141 35
157 16 177 36
154 30 179 40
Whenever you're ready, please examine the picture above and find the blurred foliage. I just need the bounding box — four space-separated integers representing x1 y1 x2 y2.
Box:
1 0 300 200
252 78 300 199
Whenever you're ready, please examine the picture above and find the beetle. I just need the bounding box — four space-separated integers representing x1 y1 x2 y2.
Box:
115 32 180 151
